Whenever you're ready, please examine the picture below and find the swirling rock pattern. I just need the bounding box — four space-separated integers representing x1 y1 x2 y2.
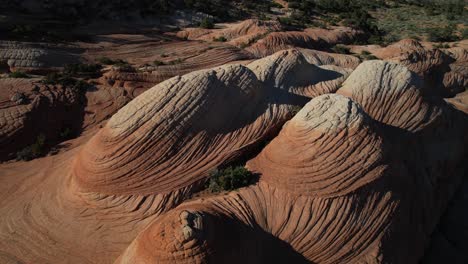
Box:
0 41 79 73
0 48 466 264
246 27 364 58
0 78 83 160
369 40 468 97
247 49 351 98
116 61 467 264
177 19 282 48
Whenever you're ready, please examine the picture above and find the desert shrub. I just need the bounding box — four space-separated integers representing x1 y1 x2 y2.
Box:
153 60 165 66
213 36 227 42
361 50 371 55
427 24 459 42
462 28 468 40
59 127 73 140
199 17 215 29
9 71 29 78
168 58 184 65
97 57 116 65
207 166 255 193
64 63 102 77
16 134 46 161
332 44 351 54
42 72 90 92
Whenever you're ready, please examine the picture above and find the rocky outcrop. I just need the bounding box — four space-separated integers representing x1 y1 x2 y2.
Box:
73 50 348 196
0 41 79 73
369 40 468 97
246 26 364 58
101 46 252 92
0 78 83 160
177 19 282 47
115 61 467 263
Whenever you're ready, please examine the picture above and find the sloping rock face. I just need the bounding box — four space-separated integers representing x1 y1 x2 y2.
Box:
101 46 252 92
0 78 83 160
0 41 79 73
177 19 282 47
0 49 349 263
370 40 468 97
73 50 348 196
246 27 364 58
247 49 352 98
72 64 289 195
115 61 467 264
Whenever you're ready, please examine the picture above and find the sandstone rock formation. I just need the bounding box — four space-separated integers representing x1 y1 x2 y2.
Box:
0 78 83 160
0 41 466 264
115 61 467 263
247 49 352 98
100 46 252 92
177 19 282 48
246 26 364 58
0 41 79 73
73 49 348 196
365 39 468 97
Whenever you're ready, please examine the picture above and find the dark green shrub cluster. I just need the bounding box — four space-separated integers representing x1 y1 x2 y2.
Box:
9 71 30 78
213 36 227 42
16 134 46 161
153 60 165 66
360 50 379 60
42 72 90 92
97 57 128 65
427 24 460 42
199 17 215 29
207 166 255 193
168 58 184 65
64 63 102 77
331 44 351 54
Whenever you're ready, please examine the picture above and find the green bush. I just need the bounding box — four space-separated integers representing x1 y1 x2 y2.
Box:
462 28 468 40
9 71 29 78
168 58 184 65
97 57 116 65
200 17 215 29
427 24 459 42
332 44 351 54
16 134 46 161
42 72 90 92
64 63 102 77
213 36 227 42
361 50 371 55
207 166 255 193
153 60 165 66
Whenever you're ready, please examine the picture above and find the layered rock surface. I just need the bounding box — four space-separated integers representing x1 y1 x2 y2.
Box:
115 61 467 264
0 37 466 264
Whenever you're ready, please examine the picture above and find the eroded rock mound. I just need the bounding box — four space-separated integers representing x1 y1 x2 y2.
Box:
338 60 442 132
246 27 364 58
247 49 351 98
116 62 467 264
0 41 79 73
0 78 83 160
73 64 286 195
247 94 387 197
177 19 282 48
369 40 468 97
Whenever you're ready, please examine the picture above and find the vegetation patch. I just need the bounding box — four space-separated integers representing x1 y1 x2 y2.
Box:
213 36 227 42
9 71 30 78
331 44 350 54
207 166 256 193
199 17 215 29
16 134 46 161
42 72 90 93
64 63 102 78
